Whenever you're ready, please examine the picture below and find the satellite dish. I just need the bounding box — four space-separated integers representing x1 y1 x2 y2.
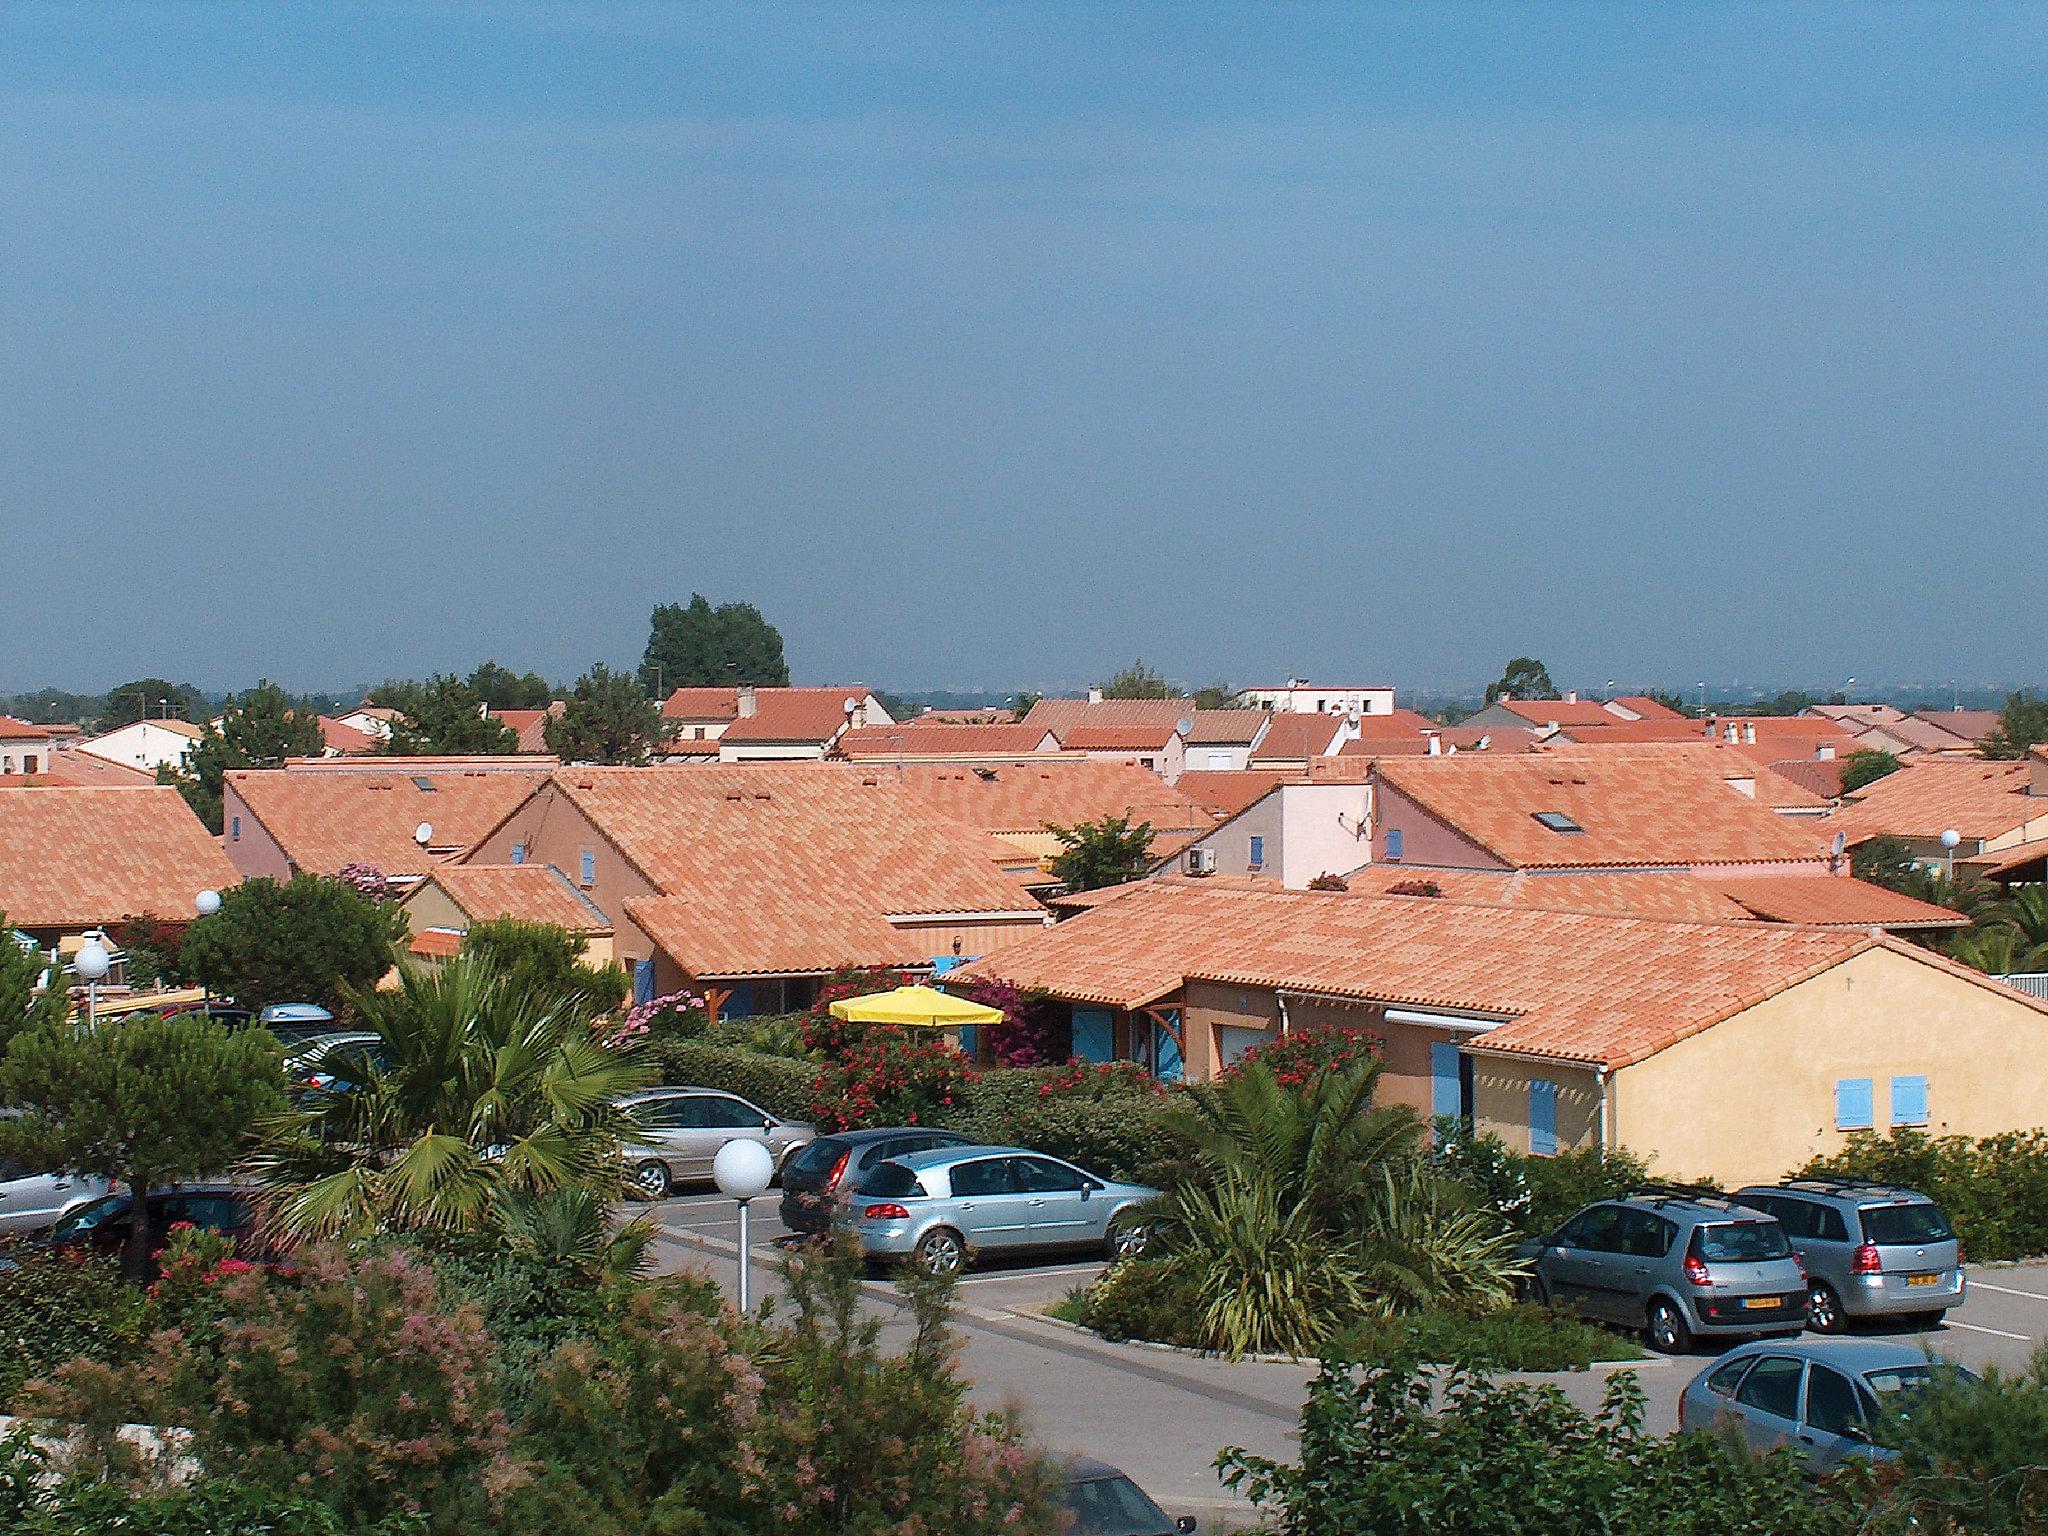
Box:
842 697 859 716
1175 715 1194 737
414 821 434 847
1345 706 1361 726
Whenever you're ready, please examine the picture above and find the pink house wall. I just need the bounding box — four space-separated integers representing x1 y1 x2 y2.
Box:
1370 780 1512 870
221 783 297 882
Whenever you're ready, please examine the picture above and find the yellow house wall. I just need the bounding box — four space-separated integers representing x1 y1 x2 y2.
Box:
1610 945 2048 1186
1471 1056 1603 1156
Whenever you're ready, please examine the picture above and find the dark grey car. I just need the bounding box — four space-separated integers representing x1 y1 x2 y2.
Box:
1520 1192 1808 1352
1735 1180 1965 1333
778 1128 980 1235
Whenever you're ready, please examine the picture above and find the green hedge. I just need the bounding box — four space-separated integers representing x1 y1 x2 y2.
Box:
649 1039 819 1121
1798 1128 2048 1262
0 1253 151 1410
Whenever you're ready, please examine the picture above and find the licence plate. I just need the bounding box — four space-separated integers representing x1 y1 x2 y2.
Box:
1907 1273 1941 1287
1740 1297 1779 1311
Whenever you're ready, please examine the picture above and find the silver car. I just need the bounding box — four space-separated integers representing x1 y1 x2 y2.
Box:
841 1144 1158 1277
618 1087 814 1201
0 1159 112 1236
1734 1180 1965 1332
1679 1336 1977 1476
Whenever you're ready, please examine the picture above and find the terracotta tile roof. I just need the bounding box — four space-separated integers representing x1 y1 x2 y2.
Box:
0 717 53 741
1935 710 2002 743
1702 875 1969 931
885 761 1214 840
959 881 2037 1068
1176 770 1288 818
318 716 379 755
1063 723 1181 752
1251 713 1342 761
416 863 612 933
1491 698 1625 727
1373 753 1834 869
1343 866 1755 923
661 688 874 745
533 766 1047 978
1021 698 1187 735
408 929 463 959
1843 715 1972 754
1765 757 1847 800
1811 704 1906 725
1185 710 1266 746
1609 695 1687 720
11 748 157 788
1831 758 2044 843
836 723 1055 759
228 765 549 877
0 786 239 929
1373 707 1443 734
487 706 561 754
1339 726 1543 757
1958 840 2048 880
1533 741 1830 810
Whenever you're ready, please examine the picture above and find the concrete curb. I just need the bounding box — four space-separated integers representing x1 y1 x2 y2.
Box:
1010 1304 1667 1373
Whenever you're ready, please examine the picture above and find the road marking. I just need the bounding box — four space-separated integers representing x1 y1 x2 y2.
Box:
1970 1281 2048 1302
955 1264 1105 1287
1944 1320 2032 1341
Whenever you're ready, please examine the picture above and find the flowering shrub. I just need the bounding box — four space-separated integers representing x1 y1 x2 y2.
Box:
1233 1020 1385 1089
333 862 395 903
800 966 919 1058
948 974 1067 1067
601 989 706 1048
1032 1058 1165 1102
810 1025 978 1132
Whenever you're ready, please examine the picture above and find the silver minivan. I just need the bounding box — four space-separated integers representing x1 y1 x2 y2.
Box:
1735 1180 1965 1332
618 1087 814 1200
0 1160 113 1236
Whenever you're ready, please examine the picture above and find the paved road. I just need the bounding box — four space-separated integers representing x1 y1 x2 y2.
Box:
647 1189 2048 1531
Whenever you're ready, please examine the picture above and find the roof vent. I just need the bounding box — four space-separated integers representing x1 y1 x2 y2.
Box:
973 767 998 781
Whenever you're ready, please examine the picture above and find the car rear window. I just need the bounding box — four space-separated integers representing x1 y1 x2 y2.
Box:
785 1139 846 1178
1690 1221 1790 1261
858 1161 922 1199
1860 1202 1953 1245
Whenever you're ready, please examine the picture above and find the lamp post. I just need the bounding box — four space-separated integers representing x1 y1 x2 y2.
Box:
73 939 110 1027
712 1138 775 1311
194 889 221 1006
1940 827 1961 883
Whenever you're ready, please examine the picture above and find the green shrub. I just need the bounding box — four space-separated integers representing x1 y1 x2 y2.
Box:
649 1038 819 1119
0 1253 151 1409
1797 1128 2048 1261
1434 1124 1653 1237
704 1009 811 1058
1854 1348 2048 1532
1324 1305 1644 1372
971 1094 1181 1185
1051 1256 1205 1346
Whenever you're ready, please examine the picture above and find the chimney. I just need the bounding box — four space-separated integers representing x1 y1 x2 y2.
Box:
1743 722 1757 745
737 685 758 719
1087 686 1103 704
1427 735 1442 756
1724 721 1738 742
1565 690 1579 704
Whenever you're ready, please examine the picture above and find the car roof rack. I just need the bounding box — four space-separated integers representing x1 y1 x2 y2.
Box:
1777 1177 1913 1196
1624 1181 1744 1210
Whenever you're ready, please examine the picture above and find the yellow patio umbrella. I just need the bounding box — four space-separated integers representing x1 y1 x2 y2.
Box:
827 985 1003 1029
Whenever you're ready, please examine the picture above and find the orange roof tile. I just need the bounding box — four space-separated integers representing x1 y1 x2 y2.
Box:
1373 753 1833 869
1958 840 2048 880
1342 866 1754 923
1702 875 1968 930
528 766 1047 978
1021 698 1187 735
1185 710 1266 746
1831 758 2045 843
1251 713 1342 761
661 688 874 744
1492 698 1626 727
415 863 611 932
1765 757 1847 800
837 723 1055 759
0 717 53 741
1063 723 1181 752
1609 695 1688 720
408 929 463 959
228 765 549 877
11 748 157 788
0 786 239 929
885 761 1214 838
1175 770 1289 818
957 882 2041 1068
487 706 560 754
318 716 379 755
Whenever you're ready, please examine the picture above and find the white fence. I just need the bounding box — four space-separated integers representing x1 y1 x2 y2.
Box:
2002 972 2048 1001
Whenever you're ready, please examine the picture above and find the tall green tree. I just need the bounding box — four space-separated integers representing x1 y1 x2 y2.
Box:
459 917 628 1018
97 677 210 730
1839 747 1903 793
1045 814 1155 891
0 1014 285 1277
182 874 402 1014
166 680 324 833
638 594 790 693
1981 691 2048 760
1101 659 1179 699
371 675 518 756
545 663 672 765
1191 682 1242 709
465 660 553 710
0 916 66 1054
1484 657 1556 705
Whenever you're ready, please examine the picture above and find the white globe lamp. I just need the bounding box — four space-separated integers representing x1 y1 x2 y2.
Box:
194 888 222 917
713 1138 778 1310
1940 827 1961 881
72 941 111 982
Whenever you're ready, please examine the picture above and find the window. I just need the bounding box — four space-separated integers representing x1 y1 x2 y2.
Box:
1529 1079 1558 1156
1804 1366 1864 1438
411 777 437 793
949 1159 1017 1197
1532 811 1584 834
1015 1157 1090 1192
1835 1078 1874 1131
509 843 526 865
1248 835 1265 868
230 815 241 841
579 849 596 886
1559 1205 1628 1253
1859 1202 1954 1245
1691 1221 1791 1262
1734 1357 1804 1422
1704 1356 1755 1397
1619 1210 1676 1258
21 756 35 774
1890 1074 1929 1127
1384 827 1404 861
1815 1205 1849 1241
701 1096 766 1129
859 1161 922 1198
636 1096 694 1129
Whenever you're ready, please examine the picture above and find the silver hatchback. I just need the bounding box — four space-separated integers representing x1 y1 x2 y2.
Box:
0 1160 112 1236
618 1087 815 1201
841 1145 1158 1277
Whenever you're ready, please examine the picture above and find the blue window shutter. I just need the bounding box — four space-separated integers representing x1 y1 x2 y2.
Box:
1890 1075 1929 1127
1835 1078 1874 1131
1431 1042 1462 1122
632 958 655 1005
1249 835 1265 866
509 842 526 865
1072 1006 1115 1063
580 849 596 885
230 815 241 841
1529 1080 1559 1156
1385 827 1404 861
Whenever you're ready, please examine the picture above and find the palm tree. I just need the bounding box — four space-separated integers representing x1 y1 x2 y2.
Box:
254 955 653 1238
1988 885 2048 957
1948 925 2039 978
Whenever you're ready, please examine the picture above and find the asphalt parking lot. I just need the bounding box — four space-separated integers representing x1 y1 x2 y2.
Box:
647 1188 2048 1531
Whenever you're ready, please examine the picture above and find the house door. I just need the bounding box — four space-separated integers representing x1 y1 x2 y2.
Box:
1431 1042 1473 1131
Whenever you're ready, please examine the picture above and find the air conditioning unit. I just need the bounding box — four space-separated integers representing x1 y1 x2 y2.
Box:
1185 847 1217 876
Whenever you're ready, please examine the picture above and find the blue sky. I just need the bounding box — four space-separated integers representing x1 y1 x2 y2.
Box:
2 4 2041 696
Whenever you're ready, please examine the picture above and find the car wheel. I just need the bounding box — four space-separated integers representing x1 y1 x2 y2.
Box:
912 1227 966 1278
1106 1220 1150 1261
1806 1280 1847 1334
1646 1297 1692 1354
1526 1273 1552 1308
631 1159 673 1202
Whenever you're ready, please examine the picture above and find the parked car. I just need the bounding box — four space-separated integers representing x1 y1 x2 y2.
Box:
0 1160 112 1236
1057 1455 1197 1535
1519 1190 1809 1352
1679 1336 1978 1475
617 1087 815 1200
1734 1180 1965 1333
841 1145 1158 1277
282 1031 385 1098
259 1003 339 1045
779 1128 982 1235
13 1183 265 1274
